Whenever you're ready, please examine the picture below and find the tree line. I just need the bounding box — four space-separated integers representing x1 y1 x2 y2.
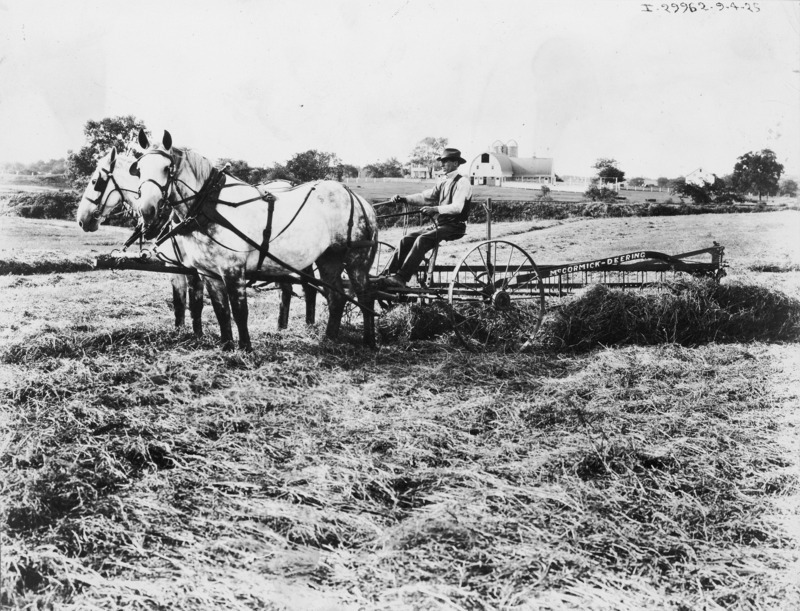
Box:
7 115 797 203
58 116 450 187
1 158 67 175
589 154 796 203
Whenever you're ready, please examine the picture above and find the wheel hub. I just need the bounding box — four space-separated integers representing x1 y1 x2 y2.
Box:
493 291 512 310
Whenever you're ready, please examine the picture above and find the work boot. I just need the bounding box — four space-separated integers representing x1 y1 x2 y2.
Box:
381 274 407 288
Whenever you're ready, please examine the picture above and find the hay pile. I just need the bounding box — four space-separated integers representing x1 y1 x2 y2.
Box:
545 278 800 351
377 302 452 342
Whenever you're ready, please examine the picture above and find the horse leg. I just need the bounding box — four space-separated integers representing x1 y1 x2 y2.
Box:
188 273 205 336
224 273 251 351
171 275 188 328
316 251 346 340
302 265 317 325
277 264 314 329
278 282 291 330
345 250 376 348
205 277 235 350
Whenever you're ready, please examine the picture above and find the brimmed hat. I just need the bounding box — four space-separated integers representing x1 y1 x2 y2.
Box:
438 148 466 165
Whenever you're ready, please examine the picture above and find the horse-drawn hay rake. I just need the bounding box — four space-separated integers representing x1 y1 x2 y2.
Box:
94 197 725 351
361 198 725 350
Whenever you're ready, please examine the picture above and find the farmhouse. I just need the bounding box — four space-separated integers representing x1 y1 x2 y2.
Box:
408 165 429 179
685 167 716 186
468 140 555 186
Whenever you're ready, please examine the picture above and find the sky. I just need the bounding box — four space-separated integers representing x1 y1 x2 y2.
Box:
1 0 798 179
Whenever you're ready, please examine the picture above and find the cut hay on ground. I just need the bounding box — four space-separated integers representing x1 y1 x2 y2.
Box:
1 333 797 609
544 278 800 351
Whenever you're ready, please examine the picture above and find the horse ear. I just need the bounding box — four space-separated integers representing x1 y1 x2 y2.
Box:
138 128 149 149
109 147 117 172
162 130 172 151
129 161 140 178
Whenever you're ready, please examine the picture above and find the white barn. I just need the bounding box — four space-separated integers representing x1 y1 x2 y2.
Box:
468 140 555 187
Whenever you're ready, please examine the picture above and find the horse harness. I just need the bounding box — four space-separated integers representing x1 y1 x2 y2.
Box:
134 148 377 303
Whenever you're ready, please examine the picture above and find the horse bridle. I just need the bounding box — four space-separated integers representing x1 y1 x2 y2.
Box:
130 147 203 239
129 148 177 203
87 166 139 221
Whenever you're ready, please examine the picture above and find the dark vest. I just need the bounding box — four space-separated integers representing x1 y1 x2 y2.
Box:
436 174 472 226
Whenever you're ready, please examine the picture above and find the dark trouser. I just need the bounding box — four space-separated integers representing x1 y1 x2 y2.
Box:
387 223 466 281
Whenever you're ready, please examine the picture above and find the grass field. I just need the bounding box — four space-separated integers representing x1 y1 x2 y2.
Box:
346 179 673 204
1 211 799 609
346 178 798 208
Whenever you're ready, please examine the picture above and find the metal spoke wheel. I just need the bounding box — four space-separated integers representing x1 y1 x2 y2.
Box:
447 239 545 352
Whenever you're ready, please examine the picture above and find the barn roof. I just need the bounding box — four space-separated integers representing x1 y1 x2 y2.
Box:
469 152 555 178
485 154 553 177
492 154 514 175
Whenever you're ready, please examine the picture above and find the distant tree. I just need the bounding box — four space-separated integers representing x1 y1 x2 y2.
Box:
584 185 618 202
338 163 360 179
264 163 297 183
66 115 147 186
247 166 272 184
656 177 670 189
674 175 743 205
593 158 625 184
779 178 798 197
363 158 404 178
628 177 645 187
362 163 380 178
216 158 255 183
285 150 341 182
731 149 784 202
409 137 448 179
668 177 686 193
537 184 552 202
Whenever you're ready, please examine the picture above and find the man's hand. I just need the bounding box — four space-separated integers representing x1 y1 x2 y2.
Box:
421 206 437 217
391 195 407 204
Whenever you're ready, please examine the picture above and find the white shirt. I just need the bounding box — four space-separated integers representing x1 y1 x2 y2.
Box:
405 169 473 218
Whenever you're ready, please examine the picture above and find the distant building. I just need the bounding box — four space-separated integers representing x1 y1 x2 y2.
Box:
685 167 716 186
467 140 555 186
408 165 429 179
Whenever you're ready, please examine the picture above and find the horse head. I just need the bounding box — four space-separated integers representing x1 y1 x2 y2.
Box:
130 129 176 231
76 148 138 232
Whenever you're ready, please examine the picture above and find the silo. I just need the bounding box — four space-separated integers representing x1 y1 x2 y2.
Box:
507 140 518 158
492 140 506 155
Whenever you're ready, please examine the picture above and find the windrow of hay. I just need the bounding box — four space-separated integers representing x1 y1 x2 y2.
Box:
0 256 95 275
544 278 800 351
371 278 800 353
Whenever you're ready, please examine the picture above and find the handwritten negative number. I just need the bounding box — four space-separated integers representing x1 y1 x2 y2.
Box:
644 2 761 11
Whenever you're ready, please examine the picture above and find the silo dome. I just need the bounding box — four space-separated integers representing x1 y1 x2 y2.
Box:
506 140 518 158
